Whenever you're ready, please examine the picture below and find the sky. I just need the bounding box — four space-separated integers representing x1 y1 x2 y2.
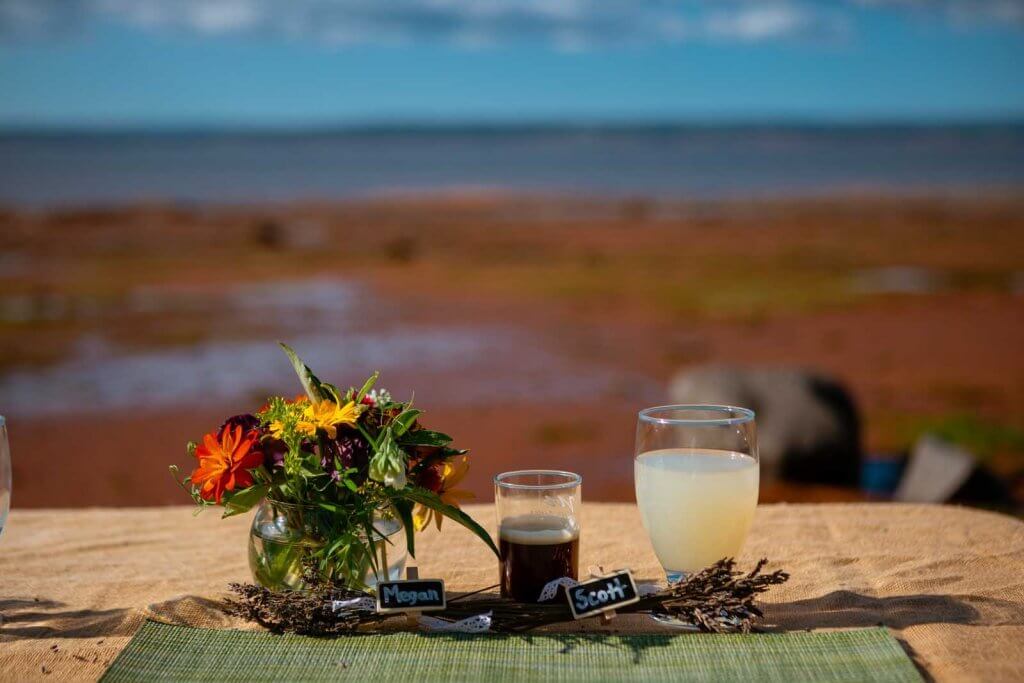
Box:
0 0 1023 128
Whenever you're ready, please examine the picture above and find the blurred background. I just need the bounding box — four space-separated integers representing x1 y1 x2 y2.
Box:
0 0 1022 511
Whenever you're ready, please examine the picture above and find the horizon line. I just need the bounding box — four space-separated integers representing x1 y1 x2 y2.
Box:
2 116 1024 137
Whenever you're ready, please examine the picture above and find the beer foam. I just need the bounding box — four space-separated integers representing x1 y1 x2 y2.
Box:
499 515 578 545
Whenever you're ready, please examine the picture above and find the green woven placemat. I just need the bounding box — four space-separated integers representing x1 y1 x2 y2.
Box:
101 621 922 683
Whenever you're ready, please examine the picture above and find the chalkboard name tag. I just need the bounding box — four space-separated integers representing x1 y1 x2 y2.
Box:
566 571 640 620
375 579 447 614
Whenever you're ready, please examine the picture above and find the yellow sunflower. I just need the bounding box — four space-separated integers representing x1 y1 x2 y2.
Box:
296 399 362 439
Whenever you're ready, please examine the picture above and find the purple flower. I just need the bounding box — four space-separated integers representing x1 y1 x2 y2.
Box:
336 429 370 471
217 414 262 439
263 438 288 470
319 445 339 481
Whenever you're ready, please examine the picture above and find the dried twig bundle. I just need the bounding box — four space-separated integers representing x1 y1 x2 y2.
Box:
438 558 788 633
224 583 389 636
224 558 788 636
638 557 789 633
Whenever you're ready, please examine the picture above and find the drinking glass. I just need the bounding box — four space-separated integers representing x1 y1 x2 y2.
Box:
0 416 10 539
495 470 581 603
634 405 758 589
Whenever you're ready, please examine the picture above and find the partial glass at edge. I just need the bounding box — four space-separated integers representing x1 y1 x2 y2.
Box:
0 416 9 539
634 405 759 585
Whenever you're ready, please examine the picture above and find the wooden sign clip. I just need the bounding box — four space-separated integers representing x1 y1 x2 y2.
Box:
404 567 420 626
590 566 616 624
566 566 640 623
374 566 447 625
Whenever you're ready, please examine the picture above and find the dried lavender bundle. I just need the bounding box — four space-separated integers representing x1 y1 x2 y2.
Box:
224 582 390 636
440 558 789 633
637 557 789 633
224 558 788 635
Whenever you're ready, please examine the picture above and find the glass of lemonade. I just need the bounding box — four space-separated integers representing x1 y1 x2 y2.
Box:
634 405 759 592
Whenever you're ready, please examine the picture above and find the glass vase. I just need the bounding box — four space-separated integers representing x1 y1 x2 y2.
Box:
248 499 407 592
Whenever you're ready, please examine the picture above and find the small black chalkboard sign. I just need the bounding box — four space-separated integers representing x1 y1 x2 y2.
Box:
566 571 640 620
375 579 447 614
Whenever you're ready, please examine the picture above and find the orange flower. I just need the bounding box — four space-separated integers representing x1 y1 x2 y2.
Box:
189 425 263 503
414 456 474 531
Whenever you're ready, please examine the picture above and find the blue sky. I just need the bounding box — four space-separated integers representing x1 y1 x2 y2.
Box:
1 0 1023 127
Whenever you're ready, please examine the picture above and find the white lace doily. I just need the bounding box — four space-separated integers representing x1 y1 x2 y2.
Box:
419 612 493 633
332 596 491 633
537 576 580 602
330 596 377 613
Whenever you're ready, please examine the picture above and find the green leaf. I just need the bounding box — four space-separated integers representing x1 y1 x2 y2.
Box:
356 422 380 450
320 382 343 404
391 408 423 437
355 371 380 403
398 430 453 447
322 535 348 559
390 498 417 559
279 342 326 402
409 446 468 476
320 533 354 575
359 519 381 576
401 488 499 558
222 484 268 518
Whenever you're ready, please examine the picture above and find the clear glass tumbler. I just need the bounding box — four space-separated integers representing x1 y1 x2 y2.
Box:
495 470 581 603
634 405 759 585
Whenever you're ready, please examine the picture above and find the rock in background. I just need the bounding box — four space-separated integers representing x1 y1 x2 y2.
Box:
669 366 862 485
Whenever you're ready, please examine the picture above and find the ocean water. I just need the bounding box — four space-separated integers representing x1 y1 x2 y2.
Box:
1 124 1023 206
0 278 654 418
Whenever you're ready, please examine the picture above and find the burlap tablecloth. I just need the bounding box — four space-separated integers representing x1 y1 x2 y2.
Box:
1 503 1022 682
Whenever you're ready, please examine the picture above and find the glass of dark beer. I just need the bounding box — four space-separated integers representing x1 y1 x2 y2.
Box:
495 470 581 603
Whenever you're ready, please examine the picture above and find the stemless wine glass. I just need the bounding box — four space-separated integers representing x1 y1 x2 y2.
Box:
634 405 758 589
0 415 10 539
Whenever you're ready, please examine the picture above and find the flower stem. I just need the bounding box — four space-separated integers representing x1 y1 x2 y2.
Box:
378 532 389 582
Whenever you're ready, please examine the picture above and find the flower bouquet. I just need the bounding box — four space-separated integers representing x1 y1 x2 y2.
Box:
172 343 498 591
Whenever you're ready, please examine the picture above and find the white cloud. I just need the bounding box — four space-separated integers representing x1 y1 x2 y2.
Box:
705 5 822 41
187 1 261 33
0 0 1020 47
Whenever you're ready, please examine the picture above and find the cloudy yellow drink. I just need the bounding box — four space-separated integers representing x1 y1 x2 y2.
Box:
634 448 759 577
